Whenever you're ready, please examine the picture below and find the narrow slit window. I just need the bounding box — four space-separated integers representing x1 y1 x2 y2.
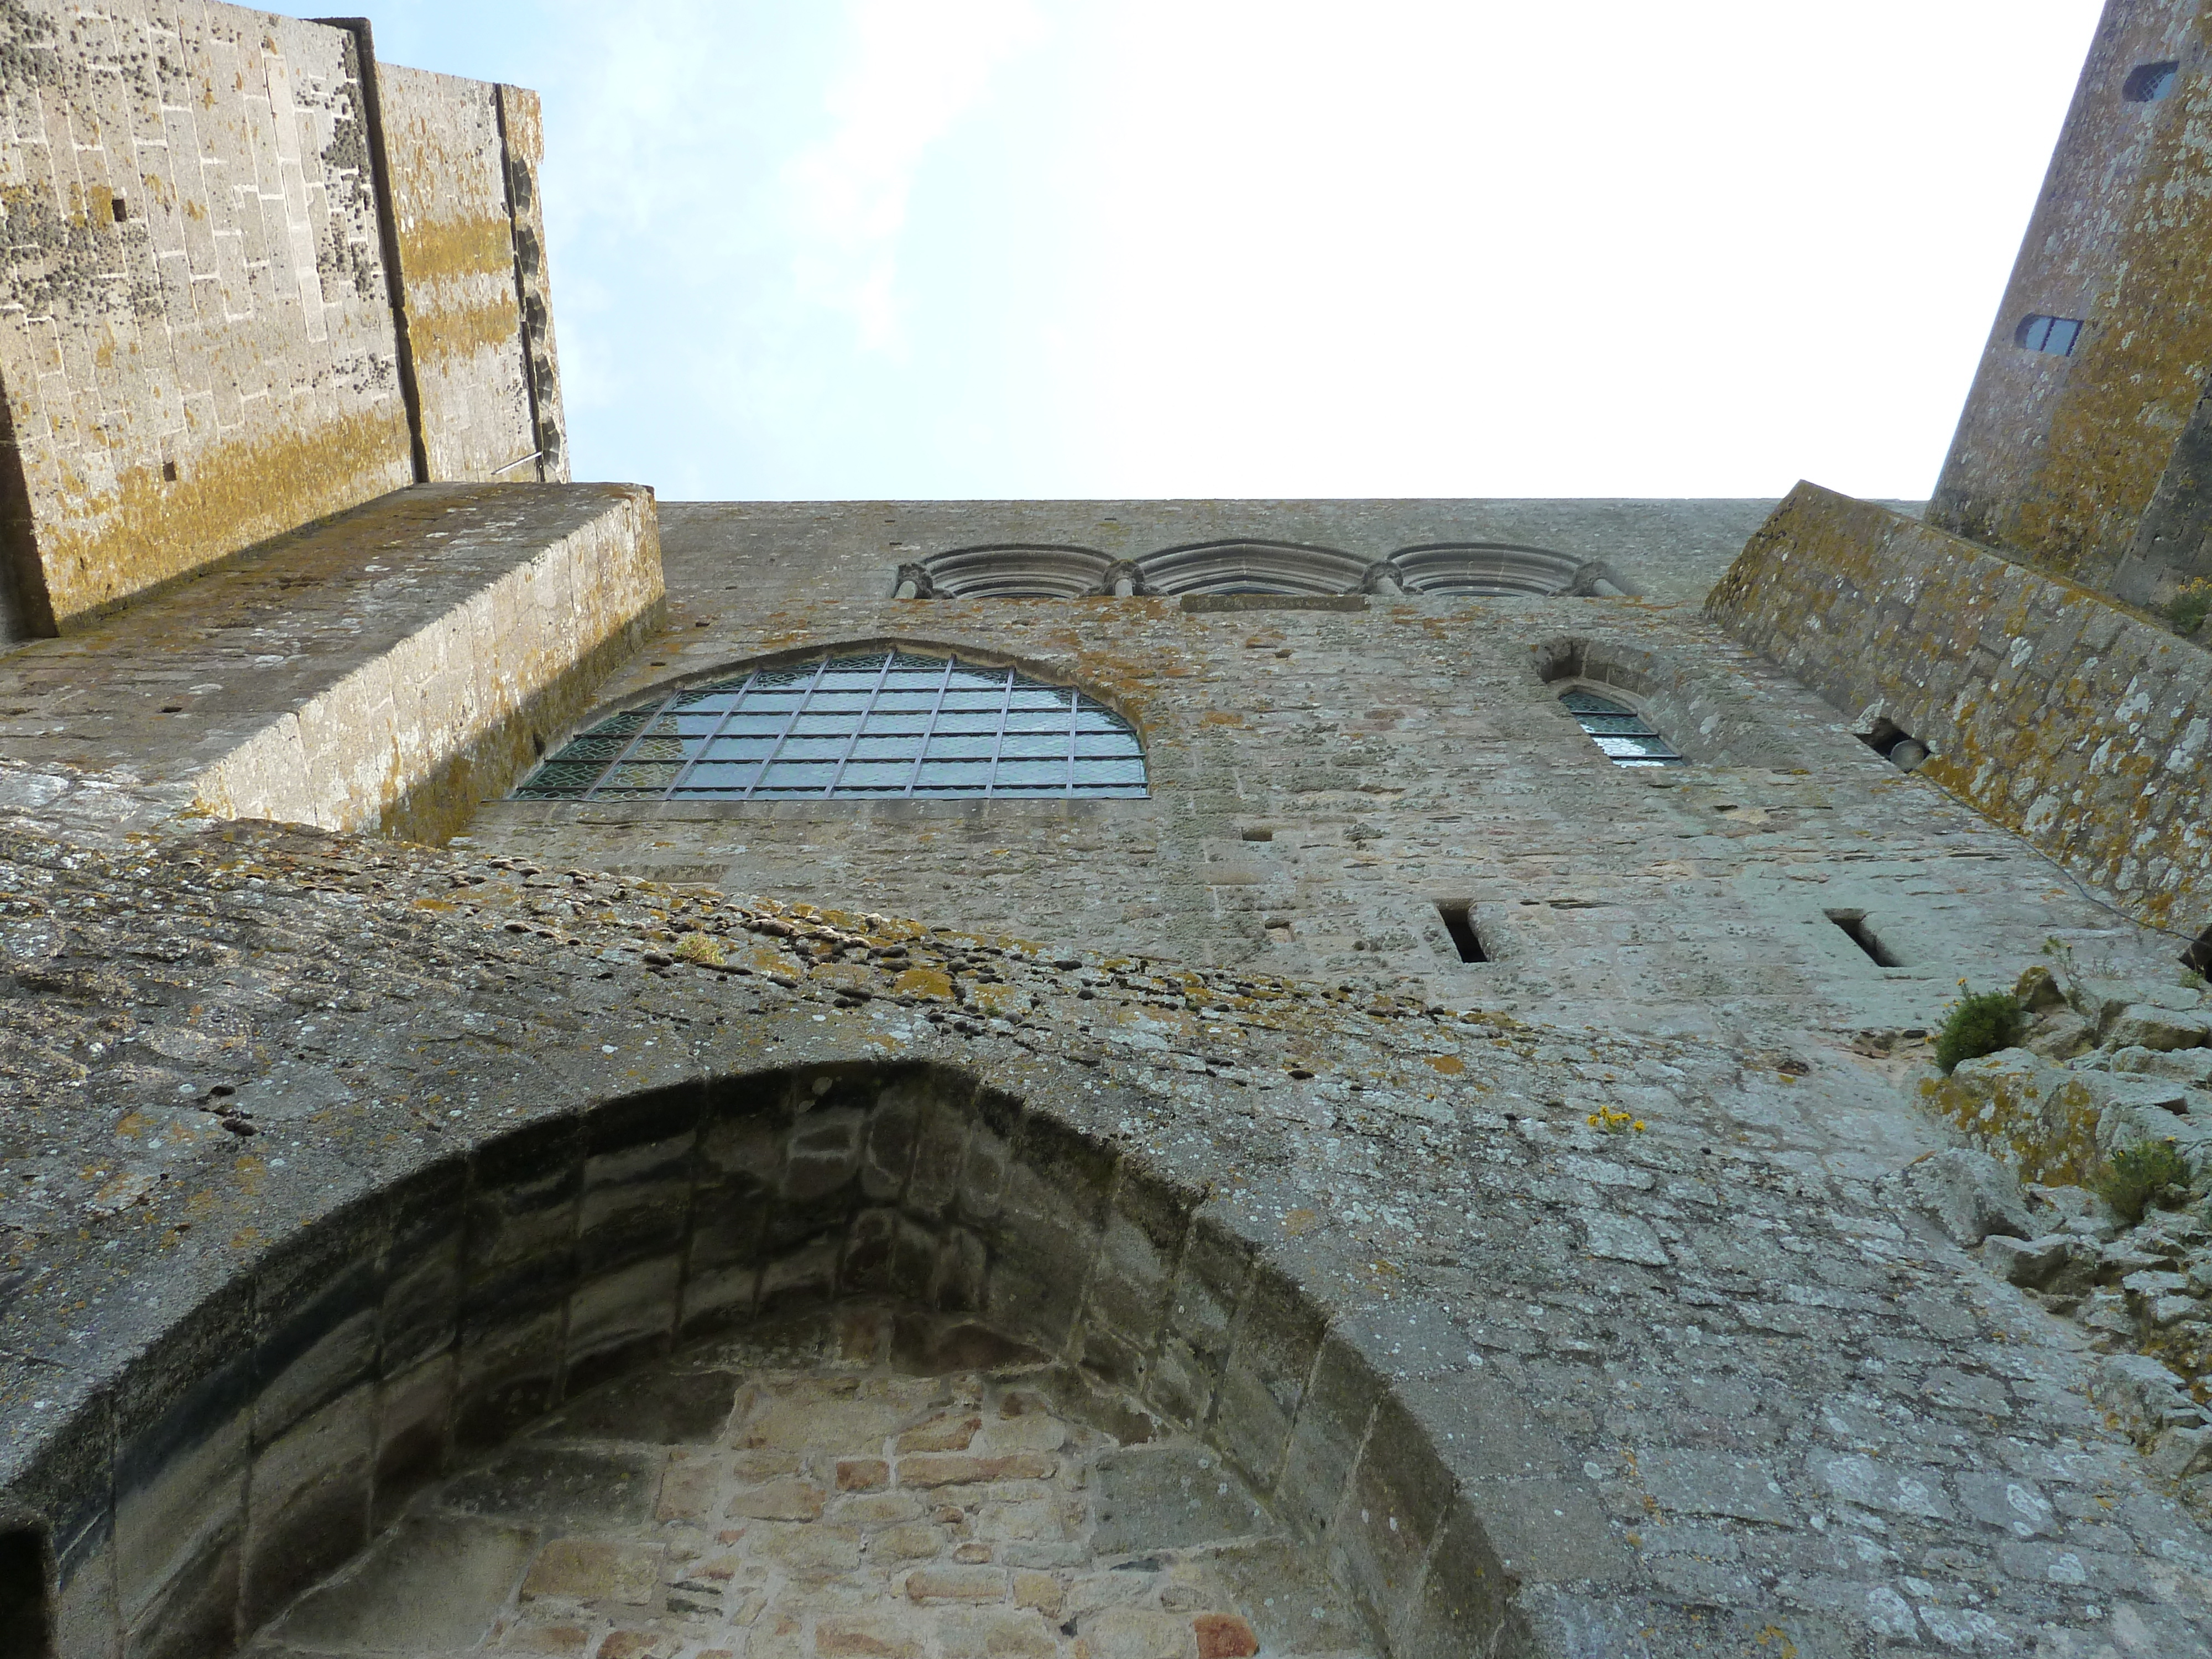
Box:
1557 687 1685 766
0 1526 50 1659
1827 909 1902 967
512 649 1146 801
2124 60 2179 102
1437 901 1488 963
2015 314 2085 357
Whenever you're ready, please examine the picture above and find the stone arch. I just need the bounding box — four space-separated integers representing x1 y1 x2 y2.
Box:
1527 634 1798 768
909 546 1114 599
6 1062 1521 1659
1388 544 1630 598
1132 540 1373 596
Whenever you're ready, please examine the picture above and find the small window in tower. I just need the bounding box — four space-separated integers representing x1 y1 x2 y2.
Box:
1436 900 1489 963
2124 60 2179 102
110 194 128 221
1557 687 1685 766
2015 314 2085 357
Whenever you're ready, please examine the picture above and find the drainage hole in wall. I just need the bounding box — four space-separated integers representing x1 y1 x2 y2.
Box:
1827 909 1902 967
1437 900 1489 963
1858 717 1931 773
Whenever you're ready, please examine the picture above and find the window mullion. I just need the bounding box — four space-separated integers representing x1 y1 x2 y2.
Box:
1063 690 1080 796
982 665 1016 798
582 693 671 802
905 656 954 797
744 659 824 802
663 672 750 799
823 654 893 796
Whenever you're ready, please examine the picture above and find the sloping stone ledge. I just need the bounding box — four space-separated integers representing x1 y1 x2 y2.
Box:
1708 482 2212 933
0 483 662 844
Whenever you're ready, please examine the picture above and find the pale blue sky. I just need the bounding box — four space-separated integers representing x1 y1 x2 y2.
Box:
363 1 2103 502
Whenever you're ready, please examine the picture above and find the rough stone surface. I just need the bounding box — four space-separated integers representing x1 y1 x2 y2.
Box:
1898 1147 2036 1247
3 781 2210 1657
1709 482 2212 931
464 497 2159 1037
0 483 659 841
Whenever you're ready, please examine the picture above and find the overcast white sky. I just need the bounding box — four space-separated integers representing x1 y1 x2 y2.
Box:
364 1 2103 503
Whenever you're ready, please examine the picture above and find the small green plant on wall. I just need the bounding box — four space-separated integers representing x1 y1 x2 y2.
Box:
2166 576 2212 639
1934 982 2025 1074
2096 1139 2193 1225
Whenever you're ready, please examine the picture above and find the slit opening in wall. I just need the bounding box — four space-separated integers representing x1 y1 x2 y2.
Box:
1827 909 1902 968
1437 900 1489 963
0 1525 53 1659
2183 924 2212 979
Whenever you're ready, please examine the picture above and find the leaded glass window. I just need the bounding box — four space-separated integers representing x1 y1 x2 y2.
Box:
1558 687 1686 767
512 650 1147 801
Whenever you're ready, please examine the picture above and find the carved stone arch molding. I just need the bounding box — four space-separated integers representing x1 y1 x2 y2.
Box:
1527 634 1798 768
1 1060 1536 1659
910 545 1113 598
1133 540 1374 596
1389 545 1632 598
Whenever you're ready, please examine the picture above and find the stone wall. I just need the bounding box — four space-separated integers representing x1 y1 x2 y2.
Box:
0 3 571 640
0 2 413 635
5 795 2211 1657
1929 0 2212 606
463 500 2171 1041
1708 481 2212 937
0 482 662 844
376 65 538 486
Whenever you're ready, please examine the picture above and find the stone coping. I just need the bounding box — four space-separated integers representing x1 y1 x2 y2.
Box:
2 773 2211 1656
0 483 661 842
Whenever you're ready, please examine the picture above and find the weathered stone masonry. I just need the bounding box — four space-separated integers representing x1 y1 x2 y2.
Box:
1709 482 2212 937
0 2 568 641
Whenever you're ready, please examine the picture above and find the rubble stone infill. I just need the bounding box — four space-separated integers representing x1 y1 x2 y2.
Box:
4 759 2212 1657
247 1303 1370 1659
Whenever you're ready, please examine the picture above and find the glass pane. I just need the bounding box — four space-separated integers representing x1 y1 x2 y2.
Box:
673 688 744 710
1074 733 1141 758
776 737 850 760
667 713 724 736
1075 758 1146 785
758 761 838 789
607 763 681 790
925 734 996 759
993 760 1066 786
999 731 1067 759
934 712 1004 735
872 690 940 712
881 670 945 691
1594 734 1679 759
702 737 778 760
1074 709 1128 733
682 762 760 790
559 735 632 761
916 760 992 786
628 737 690 762
525 764 600 794
1000 712 1070 734
788 713 860 737
862 712 930 734
2048 319 2081 356
940 690 1009 712
848 735 922 760
721 713 792 737
738 692 805 712
836 761 912 787
583 709 651 735
1005 688 1067 712
645 715 688 737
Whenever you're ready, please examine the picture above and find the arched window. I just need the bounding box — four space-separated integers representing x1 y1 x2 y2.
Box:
1558 687 1684 766
513 650 1147 801
2015 314 2084 357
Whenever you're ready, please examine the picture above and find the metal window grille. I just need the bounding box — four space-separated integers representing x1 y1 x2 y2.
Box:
512 650 1148 801
1558 687 1686 767
2014 314 2084 357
